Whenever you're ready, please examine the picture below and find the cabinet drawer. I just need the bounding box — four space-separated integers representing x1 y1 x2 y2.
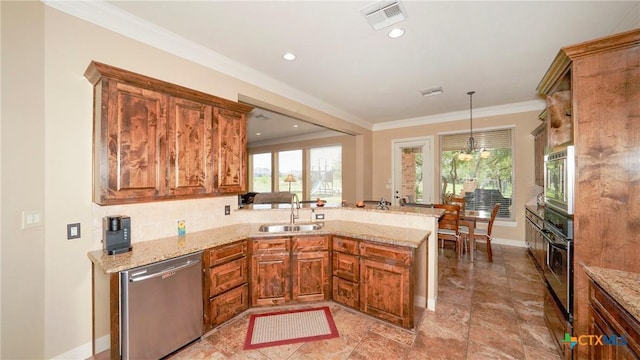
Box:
333 251 359 282
293 235 329 252
252 237 290 255
360 241 412 266
209 257 248 298
333 276 359 309
209 240 247 266
333 236 359 255
209 284 249 327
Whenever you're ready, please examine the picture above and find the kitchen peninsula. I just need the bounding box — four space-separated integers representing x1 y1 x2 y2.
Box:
88 205 442 359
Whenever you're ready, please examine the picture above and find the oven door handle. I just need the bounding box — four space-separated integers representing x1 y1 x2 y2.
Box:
543 232 567 250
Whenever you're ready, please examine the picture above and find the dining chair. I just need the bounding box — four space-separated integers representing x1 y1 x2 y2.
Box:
434 203 462 256
460 203 500 262
449 196 466 211
450 196 469 252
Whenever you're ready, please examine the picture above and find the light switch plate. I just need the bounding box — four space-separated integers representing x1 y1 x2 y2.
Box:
67 223 81 239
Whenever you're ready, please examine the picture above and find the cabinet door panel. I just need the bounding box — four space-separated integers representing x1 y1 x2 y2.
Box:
333 276 359 309
99 80 167 203
333 236 359 255
251 254 290 306
209 284 249 327
213 108 246 193
293 236 329 252
209 240 247 267
168 98 214 196
360 241 412 266
360 258 412 328
292 251 329 302
209 257 248 298
252 237 290 255
333 252 359 282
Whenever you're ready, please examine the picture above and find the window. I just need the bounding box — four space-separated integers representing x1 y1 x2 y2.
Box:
251 153 272 192
440 128 513 219
310 146 342 204
249 146 342 202
278 150 303 198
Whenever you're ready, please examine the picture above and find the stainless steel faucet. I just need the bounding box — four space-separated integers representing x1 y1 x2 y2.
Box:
290 193 300 224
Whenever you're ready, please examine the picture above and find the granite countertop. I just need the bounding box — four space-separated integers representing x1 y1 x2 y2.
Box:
88 220 431 274
583 265 640 322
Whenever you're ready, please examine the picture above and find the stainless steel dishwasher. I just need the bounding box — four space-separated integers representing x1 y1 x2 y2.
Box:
120 251 203 359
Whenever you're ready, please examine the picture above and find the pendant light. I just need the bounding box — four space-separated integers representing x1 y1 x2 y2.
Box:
458 91 490 161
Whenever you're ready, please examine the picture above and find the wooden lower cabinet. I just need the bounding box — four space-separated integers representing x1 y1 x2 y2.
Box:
360 258 412 328
332 236 360 309
204 240 248 331
251 253 291 305
251 235 330 305
251 237 291 306
589 280 640 359
359 240 414 328
206 235 416 333
292 235 330 302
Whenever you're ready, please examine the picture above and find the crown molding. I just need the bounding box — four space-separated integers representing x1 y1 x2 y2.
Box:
41 0 373 131
372 100 546 131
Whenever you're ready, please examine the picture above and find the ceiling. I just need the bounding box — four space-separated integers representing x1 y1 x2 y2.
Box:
51 1 638 142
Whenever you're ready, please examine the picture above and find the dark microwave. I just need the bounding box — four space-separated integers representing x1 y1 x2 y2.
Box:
544 145 575 215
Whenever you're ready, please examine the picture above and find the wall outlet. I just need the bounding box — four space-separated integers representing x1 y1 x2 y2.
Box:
315 213 325 220
224 205 231 215
67 223 81 239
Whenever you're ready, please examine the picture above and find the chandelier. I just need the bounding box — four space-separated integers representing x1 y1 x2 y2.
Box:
458 91 490 161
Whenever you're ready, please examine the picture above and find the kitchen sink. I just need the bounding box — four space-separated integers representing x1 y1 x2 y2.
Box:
258 223 323 233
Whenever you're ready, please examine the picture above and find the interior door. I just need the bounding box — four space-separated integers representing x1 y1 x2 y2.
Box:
392 138 434 206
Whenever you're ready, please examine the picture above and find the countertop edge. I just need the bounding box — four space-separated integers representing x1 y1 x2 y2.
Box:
583 265 640 323
89 220 432 274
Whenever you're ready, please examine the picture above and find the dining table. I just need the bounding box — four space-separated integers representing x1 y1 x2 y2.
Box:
460 210 493 262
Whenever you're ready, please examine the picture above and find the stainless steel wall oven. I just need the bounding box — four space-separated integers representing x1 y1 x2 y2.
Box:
542 206 574 358
544 145 575 215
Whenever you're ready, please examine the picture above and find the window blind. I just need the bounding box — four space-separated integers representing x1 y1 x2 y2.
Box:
441 128 512 151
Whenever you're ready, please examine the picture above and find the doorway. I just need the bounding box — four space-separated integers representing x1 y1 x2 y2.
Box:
391 137 434 206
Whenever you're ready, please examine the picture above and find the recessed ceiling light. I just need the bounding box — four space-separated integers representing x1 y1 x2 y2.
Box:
293 124 299 128
282 52 296 61
256 132 261 136
388 28 405 38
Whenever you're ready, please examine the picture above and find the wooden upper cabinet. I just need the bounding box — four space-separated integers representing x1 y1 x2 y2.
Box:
532 122 546 187
96 79 168 203
213 108 247 194
168 98 214 196
84 61 252 204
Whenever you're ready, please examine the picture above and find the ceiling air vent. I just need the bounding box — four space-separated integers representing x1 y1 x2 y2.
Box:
361 1 408 31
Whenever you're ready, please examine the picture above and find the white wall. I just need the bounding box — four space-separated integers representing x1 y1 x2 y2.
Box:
1 2 46 358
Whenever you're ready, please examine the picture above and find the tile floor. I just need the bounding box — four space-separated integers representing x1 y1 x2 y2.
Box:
170 245 561 360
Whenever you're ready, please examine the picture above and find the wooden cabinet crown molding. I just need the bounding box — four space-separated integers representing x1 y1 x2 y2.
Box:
84 61 253 114
536 29 640 95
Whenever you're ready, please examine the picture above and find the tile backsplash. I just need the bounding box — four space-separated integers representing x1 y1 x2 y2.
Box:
90 200 436 251
91 196 240 250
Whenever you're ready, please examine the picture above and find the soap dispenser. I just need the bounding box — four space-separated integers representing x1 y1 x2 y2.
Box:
310 208 315 223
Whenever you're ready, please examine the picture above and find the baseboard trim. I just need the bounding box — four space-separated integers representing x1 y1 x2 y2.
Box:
51 335 109 360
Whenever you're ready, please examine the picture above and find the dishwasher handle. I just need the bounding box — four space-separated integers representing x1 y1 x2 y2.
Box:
129 258 201 283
